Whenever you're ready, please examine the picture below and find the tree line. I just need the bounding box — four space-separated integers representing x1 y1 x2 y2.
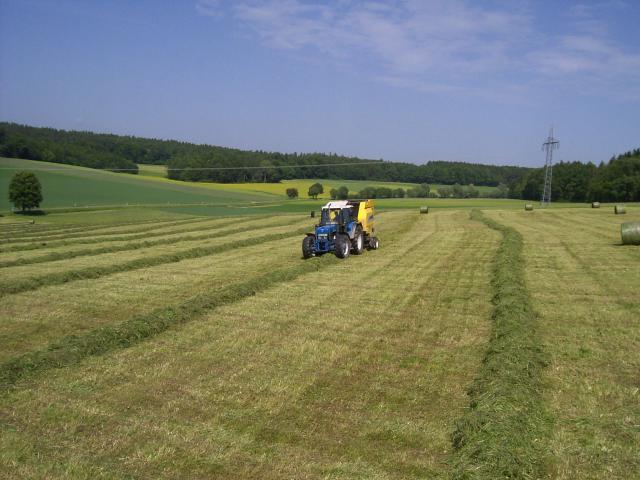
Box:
2 122 637 201
0 122 530 186
510 149 640 202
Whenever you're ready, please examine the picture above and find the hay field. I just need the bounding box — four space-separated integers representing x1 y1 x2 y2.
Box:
0 206 638 478
485 208 640 479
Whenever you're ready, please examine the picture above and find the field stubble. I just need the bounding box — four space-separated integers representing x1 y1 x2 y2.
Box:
0 209 500 479
485 208 640 479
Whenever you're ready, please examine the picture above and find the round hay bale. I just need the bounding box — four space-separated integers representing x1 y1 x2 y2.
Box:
621 222 640 245
614 205 626 214
419 206 429 214
310 211 315 218
591 202 600 208
524 204 533 211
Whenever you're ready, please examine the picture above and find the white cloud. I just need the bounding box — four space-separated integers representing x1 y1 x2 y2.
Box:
197 0 640 100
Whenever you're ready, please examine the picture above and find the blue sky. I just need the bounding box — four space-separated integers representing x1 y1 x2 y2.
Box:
1 0 639 167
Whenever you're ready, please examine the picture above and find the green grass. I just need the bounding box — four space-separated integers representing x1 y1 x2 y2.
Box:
0 209 500 478
0 200 638 478
450 210 551 479
0 157 274 210
484 208 640 479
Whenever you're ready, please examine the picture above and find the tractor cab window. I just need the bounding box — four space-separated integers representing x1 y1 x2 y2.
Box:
321 208 343 225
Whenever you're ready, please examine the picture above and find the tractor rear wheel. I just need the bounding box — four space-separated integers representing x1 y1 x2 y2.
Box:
335 234 351 258
302 235 315 259
352 228 364 255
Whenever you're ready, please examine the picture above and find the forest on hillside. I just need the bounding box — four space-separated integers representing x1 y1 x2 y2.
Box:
1 123 638 202
0 123 528 187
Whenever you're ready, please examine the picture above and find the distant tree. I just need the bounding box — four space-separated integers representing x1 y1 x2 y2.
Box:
407 183 430 198
496 183 509 198
308 182 324 199
465 184 479 198
392 188 405 198
9 171 43 211
285 187 298 199
329 188 338 200
452 183 464 198
375 187 393 198
358 186 377 199
437 186 451 198
337 186 349 200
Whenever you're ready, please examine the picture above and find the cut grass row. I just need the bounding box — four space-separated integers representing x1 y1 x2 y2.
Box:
0 215 194 240
450 210 551 479
1 217 312 281
0 210 499 478
0 216 304 268
0 211 413 363
1 215 218 245
0 222 313 297
0 256 338 391
485 209 640 479
0 215 260 253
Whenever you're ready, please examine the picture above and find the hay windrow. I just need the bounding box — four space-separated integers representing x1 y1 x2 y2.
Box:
0 227 311 297
0 256 337 391
450 210 551 479
1 216 232 248
0 216 302 267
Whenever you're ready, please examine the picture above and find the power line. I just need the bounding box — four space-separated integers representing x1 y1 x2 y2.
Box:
0 160 385 171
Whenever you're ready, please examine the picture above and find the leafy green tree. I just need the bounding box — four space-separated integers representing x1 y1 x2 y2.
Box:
392 188 405 198
9 171 43 211
285 187 298 199
437 186 451 198
358 186 377 198
337 186 349 200
308 182 323 199
496 183 509 198
407 183 429 198
465 184 479 198
329 188 338 200
374 187 391 198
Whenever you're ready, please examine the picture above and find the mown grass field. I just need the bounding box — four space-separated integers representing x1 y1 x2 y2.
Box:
0 202 638 479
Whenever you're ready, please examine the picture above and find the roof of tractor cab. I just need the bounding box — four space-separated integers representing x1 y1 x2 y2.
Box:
322 201 353 209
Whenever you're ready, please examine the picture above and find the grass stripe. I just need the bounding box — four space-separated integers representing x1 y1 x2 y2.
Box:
1 216 217 244
0 216 256 253
450 210 551 479
0 217 302 267
0 255 337 391
0 217 184 240
0 226 312 297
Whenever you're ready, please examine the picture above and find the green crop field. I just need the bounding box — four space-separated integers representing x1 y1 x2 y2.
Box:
138 163 500 198
0 200 638 479
0 157 275 211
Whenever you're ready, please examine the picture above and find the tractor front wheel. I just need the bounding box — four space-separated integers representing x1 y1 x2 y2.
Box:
369 236 380 250
335 234 351 259
302 235 315 259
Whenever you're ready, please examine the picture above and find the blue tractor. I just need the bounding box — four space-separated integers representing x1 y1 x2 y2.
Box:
302 200 379 259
